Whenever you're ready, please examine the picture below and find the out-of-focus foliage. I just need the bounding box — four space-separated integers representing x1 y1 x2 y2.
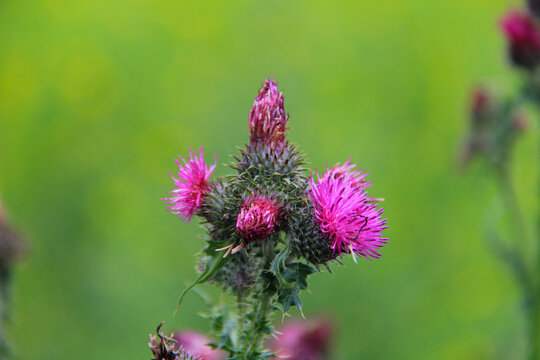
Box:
0 0 535 359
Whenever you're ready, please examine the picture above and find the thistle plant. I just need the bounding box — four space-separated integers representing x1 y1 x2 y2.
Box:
460 1 540 358
154 78 388 360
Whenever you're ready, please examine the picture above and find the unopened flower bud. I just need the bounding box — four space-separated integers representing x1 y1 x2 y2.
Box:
469 87 494 127
512 112 528 133
236 195 280 243
500 11 540 70
249 79 289 150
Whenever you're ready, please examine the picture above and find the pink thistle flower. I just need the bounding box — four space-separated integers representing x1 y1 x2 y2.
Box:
173 331 225 360
249 78 289 150
500 10 540 69
270 319 333 360
319 160 371 189
236 195 280 243
163 147 216 222
308 161 388 261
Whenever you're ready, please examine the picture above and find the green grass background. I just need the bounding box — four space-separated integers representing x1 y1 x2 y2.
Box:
1 0 538 358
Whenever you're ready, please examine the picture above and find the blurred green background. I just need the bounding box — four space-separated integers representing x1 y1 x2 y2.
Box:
1 0 538 359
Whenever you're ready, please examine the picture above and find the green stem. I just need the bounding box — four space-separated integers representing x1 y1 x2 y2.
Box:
495 162 540 359
496 163 529 251
531 126 540 360
241 292 271 360
526 294 539 360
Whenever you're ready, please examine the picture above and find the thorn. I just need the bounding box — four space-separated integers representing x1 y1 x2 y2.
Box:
324 263 333 273
216 244 233 252
350 245 358 264
216 243 235 257
231 242 245 254
224 244 234 257
156 321 165 334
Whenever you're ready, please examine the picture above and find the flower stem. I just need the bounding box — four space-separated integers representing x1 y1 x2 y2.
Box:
240 291 271 360
496 162 529 252
495 160 540 359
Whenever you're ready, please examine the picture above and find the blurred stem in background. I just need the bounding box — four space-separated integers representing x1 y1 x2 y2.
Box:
461 3 540 356
495 156 539 359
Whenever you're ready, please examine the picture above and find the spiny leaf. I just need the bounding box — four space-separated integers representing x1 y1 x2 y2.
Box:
270 241 293 287
276 262 316 314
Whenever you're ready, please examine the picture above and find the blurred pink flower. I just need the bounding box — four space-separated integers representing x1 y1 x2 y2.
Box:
163 147 216 222
249 78 289 150
308 161 388 261
500 10 540 69
173 331 224 360
270 319 333 360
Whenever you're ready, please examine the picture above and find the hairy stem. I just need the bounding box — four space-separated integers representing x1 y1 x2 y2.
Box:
245 293 271 358
239 291 271 360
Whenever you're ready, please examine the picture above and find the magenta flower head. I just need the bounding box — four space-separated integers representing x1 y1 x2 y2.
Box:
236 194 280 243
270 319 333 360
320 160 371 189
500 10 540 69
163 147 216 222
248 79 289 150
308 161 388 261
173 331 224 360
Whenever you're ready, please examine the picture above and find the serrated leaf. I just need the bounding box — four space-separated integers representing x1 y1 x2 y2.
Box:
276 262 316 313
270 241 294 287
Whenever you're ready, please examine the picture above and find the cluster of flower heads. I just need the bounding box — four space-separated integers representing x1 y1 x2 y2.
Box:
460 87 527 169
500 2 540 70
163 78 388 295
458 4 540 170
